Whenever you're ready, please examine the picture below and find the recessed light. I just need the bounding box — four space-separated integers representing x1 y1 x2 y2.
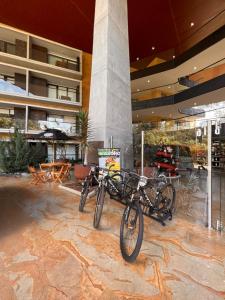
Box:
147 79 150 83
152 46 155 50
172 55 175 59
137 88 140 92
193 66 197 70
190 22 195 27
136 57 139 61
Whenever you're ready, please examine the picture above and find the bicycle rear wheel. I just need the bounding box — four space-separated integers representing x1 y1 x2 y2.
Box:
93 184 105 228
107 173 123 197
120 201 143 262
158 183 176 213
79 178 90 212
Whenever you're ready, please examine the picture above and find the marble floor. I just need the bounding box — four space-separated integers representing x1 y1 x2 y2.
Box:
0 176 225 299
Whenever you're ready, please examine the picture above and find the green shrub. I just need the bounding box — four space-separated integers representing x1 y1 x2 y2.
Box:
0 128 32 173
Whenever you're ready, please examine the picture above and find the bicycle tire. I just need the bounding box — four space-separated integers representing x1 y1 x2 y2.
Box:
107 173 123 197
158 183 176 213
93 184 105 228
120 201 143 262
79 178 90 212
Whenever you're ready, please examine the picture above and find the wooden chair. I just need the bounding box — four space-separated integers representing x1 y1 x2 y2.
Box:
28 166 47 185
64 163 71 180
39 163 53 181
52 164 70 184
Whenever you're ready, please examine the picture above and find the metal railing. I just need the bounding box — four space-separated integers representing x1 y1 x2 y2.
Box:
48 54 80 72
132 57 225 102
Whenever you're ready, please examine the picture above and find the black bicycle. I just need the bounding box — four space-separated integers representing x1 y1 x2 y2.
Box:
120 172 175 263
79 164 99 212
93 167 124 228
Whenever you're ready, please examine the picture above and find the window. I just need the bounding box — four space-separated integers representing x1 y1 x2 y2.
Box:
47 84 78 102
48 85 57 99
48 54 80 71
47 115 64 123
0 40 16 55
58 86 67 99
0 74 15 84
68 88 76 100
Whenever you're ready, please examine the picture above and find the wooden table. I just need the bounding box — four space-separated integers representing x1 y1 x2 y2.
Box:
40 162 66 181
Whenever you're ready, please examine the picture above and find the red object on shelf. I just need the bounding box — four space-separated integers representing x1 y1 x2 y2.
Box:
156 151 172 158
157 162 176 170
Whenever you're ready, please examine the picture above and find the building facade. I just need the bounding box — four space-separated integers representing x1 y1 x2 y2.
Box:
0 23 90 162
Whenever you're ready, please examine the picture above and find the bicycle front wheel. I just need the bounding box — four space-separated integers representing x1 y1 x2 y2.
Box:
79 178 90 212
93 184 105 228
120 201 143 262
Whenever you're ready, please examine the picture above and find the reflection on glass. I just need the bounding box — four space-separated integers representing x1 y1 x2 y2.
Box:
133 118 208 226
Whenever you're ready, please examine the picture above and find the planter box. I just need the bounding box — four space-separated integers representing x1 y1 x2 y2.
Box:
74 164 90 180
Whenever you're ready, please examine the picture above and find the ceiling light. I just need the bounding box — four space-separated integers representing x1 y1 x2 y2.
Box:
136 57 139 61
152 111 154 114
151 46 155 50
172 55 175 59
137 88 140 92
190 22 195 27
147 79 150 83
168 86 171 89
193 66 197 70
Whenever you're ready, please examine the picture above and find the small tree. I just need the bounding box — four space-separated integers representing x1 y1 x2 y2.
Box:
0 127 32 173
76 110 92 164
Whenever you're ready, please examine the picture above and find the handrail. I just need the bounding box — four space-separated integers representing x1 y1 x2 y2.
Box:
132 57 225 96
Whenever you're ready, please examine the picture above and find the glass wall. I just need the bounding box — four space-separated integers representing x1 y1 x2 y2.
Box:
134 102 225 231
211 118 225 231
133 117 209 226
47 144 77 161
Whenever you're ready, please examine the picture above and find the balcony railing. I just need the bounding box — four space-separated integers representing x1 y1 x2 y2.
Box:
0 39 27 58
0 116 25 130
48 54 80 72
0 73 80 104
30 44 80 72
132 57 225 103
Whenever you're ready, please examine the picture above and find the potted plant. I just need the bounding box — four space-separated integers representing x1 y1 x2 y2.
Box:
74 109 92 180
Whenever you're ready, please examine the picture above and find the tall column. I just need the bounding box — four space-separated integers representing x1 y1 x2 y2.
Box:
88 0 133 168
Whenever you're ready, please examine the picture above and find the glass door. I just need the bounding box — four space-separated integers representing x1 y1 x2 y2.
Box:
211 118 225 231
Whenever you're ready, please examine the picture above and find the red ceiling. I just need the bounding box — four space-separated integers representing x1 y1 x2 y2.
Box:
0 0 224 61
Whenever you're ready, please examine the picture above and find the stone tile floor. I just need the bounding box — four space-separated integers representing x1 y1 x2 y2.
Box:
0 176 224 299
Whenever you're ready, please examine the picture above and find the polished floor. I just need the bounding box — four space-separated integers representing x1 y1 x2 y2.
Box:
0 176 225 299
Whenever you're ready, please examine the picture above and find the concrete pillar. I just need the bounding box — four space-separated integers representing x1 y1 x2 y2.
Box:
88 0 133 168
